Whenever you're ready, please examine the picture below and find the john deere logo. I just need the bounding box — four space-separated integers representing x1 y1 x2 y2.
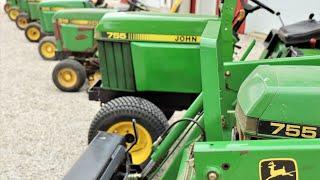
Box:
259 158 298 180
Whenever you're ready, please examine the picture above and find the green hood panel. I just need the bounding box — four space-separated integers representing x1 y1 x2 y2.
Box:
96 12 218 38
38 0 93 8
238 65 320 123
53 8 117 20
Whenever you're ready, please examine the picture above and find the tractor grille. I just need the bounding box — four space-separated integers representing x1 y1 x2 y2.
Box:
97 41 135 91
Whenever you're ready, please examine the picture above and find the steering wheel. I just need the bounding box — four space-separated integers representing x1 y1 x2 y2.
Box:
127 0 148 11
241 0 275 14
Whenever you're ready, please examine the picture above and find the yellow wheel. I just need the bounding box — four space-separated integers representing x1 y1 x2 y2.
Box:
88 96 169 166
4 3 11 14
39 36 56 60
15 13 30 30
8 8 19 21
52 59 86 92
25 22 42 42
57 68 78 88
107 122 153 165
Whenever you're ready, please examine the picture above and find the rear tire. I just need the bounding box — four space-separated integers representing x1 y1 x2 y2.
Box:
4 3 11 14
38 36 57 60
52 59 86 92
25 22 43 42
15 13 30 30
88 96 169 166
8 8 19 21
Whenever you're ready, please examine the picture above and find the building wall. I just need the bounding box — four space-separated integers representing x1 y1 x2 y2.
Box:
195 0 216 15
245 0 320 33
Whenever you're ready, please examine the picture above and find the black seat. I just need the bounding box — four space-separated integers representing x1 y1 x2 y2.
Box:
278 20 320 45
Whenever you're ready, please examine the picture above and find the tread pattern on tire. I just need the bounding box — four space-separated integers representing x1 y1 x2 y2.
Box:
88 96 169 143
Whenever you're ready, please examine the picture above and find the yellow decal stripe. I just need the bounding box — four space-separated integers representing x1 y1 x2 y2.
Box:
41 7 65 12
105 32 201 43
57 19 99 26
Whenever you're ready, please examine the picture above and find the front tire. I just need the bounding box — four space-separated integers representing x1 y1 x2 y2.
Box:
4 3 11 14
88 96 169 166
16 13 30 30
8 8 19 21
25 22 42 42
38 36 57 60
52 59 86 92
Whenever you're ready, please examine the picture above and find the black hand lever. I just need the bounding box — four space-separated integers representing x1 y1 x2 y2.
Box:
126 119 138 152
309 13 315 20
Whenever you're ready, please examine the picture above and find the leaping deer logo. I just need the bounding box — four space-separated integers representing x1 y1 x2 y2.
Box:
266 161 296 180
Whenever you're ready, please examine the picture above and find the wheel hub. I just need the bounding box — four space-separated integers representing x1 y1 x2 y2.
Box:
57 68 78 88
27 27 40 41
18 18 28 28
107 121 153 165
9 9 19 20
40 42 56 59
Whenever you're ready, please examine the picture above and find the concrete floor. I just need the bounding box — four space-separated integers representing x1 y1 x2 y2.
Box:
0 2 101 179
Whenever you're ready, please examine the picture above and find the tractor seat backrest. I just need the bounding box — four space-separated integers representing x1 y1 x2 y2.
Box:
278 20 320 45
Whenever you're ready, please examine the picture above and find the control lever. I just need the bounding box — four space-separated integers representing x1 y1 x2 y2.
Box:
309 13 315 20
127 119 138 152
276 12 285 27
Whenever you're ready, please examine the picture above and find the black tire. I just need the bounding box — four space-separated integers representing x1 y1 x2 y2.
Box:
25 22 43 42
52 59 86 92
4 3 10 14
38 36 57 60
88 96 169 165
15 12 30 30
8 7 19 21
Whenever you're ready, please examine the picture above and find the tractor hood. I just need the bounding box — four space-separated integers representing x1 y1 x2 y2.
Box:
39 0 94 9
238 65 320 124
53 8 117 21
95 12 218 41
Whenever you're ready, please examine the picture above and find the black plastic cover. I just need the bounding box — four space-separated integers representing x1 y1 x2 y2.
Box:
63 132 125 180
278 20 320 44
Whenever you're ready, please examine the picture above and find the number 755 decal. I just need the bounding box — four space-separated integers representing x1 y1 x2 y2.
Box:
258 121 320 138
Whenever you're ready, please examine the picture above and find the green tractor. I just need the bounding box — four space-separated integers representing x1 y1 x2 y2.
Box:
6 0 28 21
39 0 147 61
86 0 320 166
63 0 320 178
23 0 96 43
4 0 18 14
12 0 42 29
49 9 117 86
50 1 164 90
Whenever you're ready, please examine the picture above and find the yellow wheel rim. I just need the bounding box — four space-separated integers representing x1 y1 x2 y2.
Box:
27 27 41 41
40 42 56 59
107 122 153 165
9 9 19 20
17 17 28 29
57 68 78 88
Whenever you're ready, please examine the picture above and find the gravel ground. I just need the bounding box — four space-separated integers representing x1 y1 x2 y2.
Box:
0 0 265 178
0 1 101 179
